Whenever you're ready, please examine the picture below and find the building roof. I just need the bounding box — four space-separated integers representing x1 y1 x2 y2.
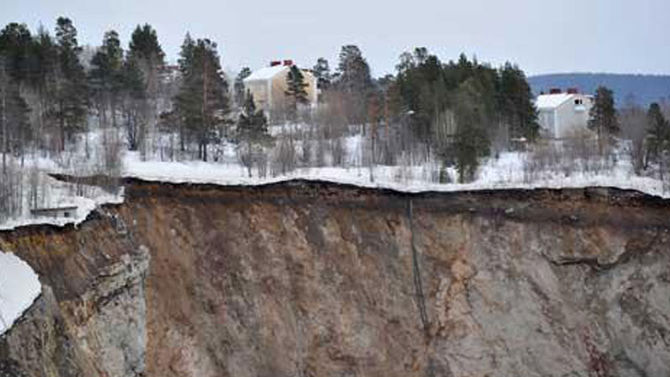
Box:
535 93 574 110
244 65 289 82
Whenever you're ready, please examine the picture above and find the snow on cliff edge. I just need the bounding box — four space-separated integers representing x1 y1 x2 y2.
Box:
0 251 41 336
123 151 670 198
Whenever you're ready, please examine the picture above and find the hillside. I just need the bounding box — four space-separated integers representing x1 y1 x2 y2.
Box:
1 180 670 377
528 73 670 107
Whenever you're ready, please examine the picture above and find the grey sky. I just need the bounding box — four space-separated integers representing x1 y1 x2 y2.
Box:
2 0 669 77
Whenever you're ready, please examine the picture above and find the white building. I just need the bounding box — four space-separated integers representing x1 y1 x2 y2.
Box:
243 60 318 119
535 89 594 139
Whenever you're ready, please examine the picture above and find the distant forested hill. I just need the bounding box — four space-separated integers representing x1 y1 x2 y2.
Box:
528 73 670 107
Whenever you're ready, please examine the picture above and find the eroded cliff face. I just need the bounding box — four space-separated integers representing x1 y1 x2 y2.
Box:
1 181 669 377
0 209 149 377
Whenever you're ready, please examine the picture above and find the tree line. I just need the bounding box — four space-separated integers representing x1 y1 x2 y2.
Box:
295 47 539 182
2 16 667 198
0 18 544 183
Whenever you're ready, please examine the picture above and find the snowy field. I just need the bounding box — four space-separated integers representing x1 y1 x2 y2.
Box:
0 251 41 336
124 148 668 198
2 133 669 233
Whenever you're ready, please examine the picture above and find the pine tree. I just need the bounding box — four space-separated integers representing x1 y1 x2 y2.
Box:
53 17 88 151
236 91 273 176
335 45 372 93
234 67 251 107
0 56 30 173
28 26 60 149
120 57 147 151
453 78 490 183
0 23 32 83
166 33 196 151
126 24 165 157
646 102 669 178
588 86 619 153
285 65 309 122
0 23 34 159
173 36 230 161
312 58 331 96
498 62 538 143
334 45 373 124
89 30 124 128
127 24 165 97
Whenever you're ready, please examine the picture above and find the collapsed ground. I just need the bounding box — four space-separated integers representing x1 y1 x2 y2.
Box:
1 180 669 377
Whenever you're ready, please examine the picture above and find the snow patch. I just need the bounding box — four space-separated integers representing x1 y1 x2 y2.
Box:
0 188 124 231
0 251 41 336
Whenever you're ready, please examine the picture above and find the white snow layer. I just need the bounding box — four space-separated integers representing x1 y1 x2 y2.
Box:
123 151 670 198
0 251 41 336
0 183 125 232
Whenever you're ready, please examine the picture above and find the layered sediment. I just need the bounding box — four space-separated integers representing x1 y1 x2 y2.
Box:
1 180 669 377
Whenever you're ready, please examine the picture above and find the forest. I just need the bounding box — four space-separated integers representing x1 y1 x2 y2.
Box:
1 17 669 222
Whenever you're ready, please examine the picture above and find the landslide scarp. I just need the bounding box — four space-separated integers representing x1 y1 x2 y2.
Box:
1 180 669 377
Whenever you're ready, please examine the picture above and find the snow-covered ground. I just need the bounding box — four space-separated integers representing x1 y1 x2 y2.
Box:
0 127 125 231
0 185 124 231
0 250 41 336
124 148 668 198
2 131 668 234
0 166 124 231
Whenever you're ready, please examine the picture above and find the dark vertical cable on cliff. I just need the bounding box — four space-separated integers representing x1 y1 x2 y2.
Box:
408 199 429 335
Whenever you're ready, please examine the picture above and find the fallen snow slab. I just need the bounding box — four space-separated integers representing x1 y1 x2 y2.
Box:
0 251 41 336
0 188 125 232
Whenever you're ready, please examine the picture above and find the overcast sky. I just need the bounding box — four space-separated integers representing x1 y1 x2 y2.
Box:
2 0 669 77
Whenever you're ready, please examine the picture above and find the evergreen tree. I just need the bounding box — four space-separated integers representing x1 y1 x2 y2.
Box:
120 57 147 150
236 91 273 176
588 86 619 152
53 17 88 151
177 33 195 73
0 23 32 83
126 24 165 156
89 30 124 128
234 67 251 107
334 45 373 124
0 56 30 173
335 45 372 94
453 78 491 183
28 26 60 148
0 23 34 159
173 36 230 161
498 62 538 142
285 65 309 122
167 33 196 151
127 24 165 97
415 53 447 145
646 102 669 177
313 57 331 95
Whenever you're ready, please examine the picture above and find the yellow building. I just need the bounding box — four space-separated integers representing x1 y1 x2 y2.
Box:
243 61 318 120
